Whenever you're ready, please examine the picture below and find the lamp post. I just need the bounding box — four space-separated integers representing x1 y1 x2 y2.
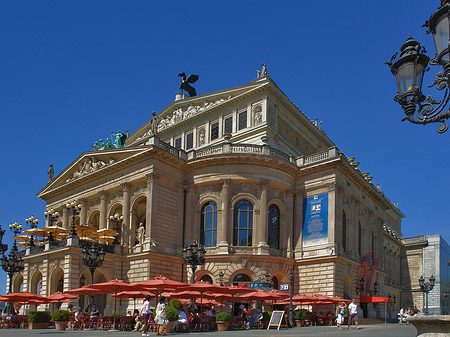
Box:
9 222 23 251
419 275 436 315
288 268 294 328
109 213 123 245
44 209 60 242
82 243 105 306
182 240 205 284
386 1 450 133
357 277 365 294
0 224 7 256
370 280 379 296
66 202 82 236
1 241 25 314
219 271 224 286
25 216 39 247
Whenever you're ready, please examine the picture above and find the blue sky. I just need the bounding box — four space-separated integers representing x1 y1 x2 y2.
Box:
1 0 449 291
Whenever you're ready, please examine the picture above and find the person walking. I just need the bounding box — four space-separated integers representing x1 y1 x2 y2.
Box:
336 302 346 330
154 296 167 336
348 299 361 330
140 295 152 336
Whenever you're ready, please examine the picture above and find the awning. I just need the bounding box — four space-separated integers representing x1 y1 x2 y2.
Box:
360 295 392 303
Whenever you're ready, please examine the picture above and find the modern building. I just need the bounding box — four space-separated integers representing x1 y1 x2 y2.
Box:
6 67 405 317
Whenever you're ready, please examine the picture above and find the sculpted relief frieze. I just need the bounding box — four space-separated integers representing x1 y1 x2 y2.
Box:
197 185 221 200
232 183 257 198
67 157 116 182
139 95 232 139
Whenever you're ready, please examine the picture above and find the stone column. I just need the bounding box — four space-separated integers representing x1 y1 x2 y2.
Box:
284 190 293 256
218 179 230 253
79 198 87 226
62 206 69 229
99 191 107 230
145 173 158 248
122 182 130 248
327 182 337 251
257 181 269 254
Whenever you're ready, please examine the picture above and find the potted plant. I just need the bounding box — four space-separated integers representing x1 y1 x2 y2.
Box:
165 305 178 334
28 311 51 329
262 311 272 329
52 310 71 330
294 311 306 327
216 311 231 331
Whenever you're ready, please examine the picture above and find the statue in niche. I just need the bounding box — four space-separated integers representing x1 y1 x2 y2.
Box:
136 223 145 246
198 129 206 146
47 164 54 182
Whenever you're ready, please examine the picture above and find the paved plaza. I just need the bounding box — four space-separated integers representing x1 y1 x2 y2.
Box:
0 325 417 337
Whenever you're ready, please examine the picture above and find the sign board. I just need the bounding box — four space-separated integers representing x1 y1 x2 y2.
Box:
302 193 328 247
280 284 289 290
267 310 287 330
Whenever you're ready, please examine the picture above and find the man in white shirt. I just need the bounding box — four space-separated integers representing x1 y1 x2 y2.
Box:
348 299 361 330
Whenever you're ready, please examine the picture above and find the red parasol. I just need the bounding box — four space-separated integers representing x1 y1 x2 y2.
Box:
330 296 352 304
0 291 47 302
112 290 155 311
47 291 78 301
84 279 137 331
65 286 98 296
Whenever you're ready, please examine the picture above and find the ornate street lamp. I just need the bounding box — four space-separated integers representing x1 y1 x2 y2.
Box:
370 280 379 296
82 243 105 306
66 201 82 236
109 213 123 245
0 224 7 256
219 271 224 286
356 277 365 294
44 209 60 242
182 240 205 284
386 1 450 133
25 216 39 247
1 241 24 314
9 222 23 251
419 275 436 315
288 268 295 328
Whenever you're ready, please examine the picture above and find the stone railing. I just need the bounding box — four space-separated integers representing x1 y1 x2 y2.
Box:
147 134 339 168
49 239 67 250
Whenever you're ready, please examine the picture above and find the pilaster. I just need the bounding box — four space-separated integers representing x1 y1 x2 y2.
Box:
99 191 107 230
218 179 230 253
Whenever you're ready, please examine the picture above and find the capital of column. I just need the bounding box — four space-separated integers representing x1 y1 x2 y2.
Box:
221 178 231 189
146 173 159 184
121 182 130 192
99 190 106 200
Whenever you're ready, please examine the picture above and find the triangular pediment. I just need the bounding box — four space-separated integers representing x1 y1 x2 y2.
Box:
126 78 270 146
37 147 152 199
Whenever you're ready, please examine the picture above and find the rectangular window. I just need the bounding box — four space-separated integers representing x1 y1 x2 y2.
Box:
211 121 219 140
186 133 193 150
174 137 182 149
238 110 247 130
224 116 233 134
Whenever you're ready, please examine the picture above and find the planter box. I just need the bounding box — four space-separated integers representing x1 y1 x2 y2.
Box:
216 322 229 331
164 321 173 334
28 322 49 329
54 321 68 330
295 320 304 327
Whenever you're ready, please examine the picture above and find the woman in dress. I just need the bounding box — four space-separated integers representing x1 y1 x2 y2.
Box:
336 302 346 330
154 296 167 335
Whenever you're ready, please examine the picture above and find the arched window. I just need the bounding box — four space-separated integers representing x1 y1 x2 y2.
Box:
233 200 253 246
232 274 251 286
358 221 362 256
200 275 213 284
268 204 280 249
200 202 217 247
342 211 347 252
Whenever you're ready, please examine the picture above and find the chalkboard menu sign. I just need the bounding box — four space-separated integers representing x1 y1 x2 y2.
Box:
267 310 287 330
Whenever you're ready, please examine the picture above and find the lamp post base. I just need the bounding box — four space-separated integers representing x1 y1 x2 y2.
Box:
408 315 450 336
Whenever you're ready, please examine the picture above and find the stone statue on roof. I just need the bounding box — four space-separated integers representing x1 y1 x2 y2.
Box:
256 62 269 78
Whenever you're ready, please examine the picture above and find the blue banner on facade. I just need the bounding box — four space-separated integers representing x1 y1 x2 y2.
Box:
302 193 328 247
